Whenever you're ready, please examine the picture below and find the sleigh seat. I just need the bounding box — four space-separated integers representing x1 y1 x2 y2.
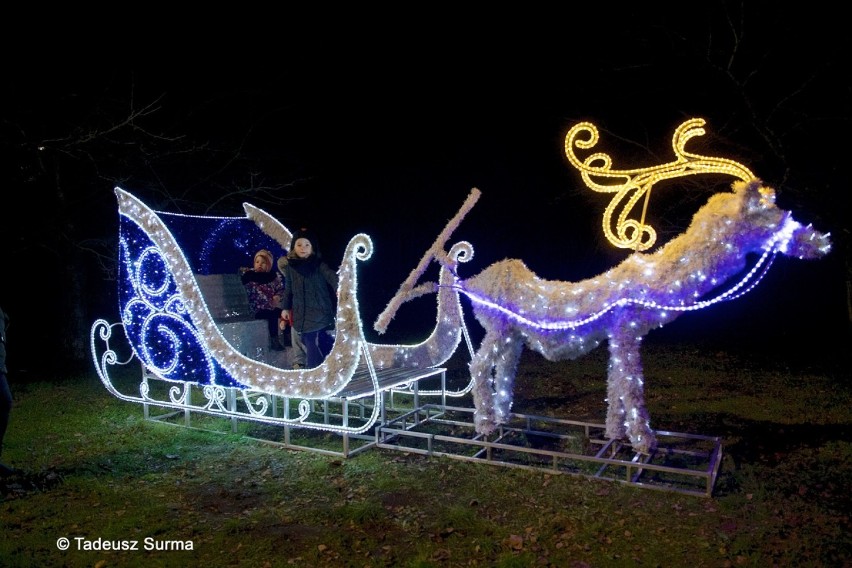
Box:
194 273 272 360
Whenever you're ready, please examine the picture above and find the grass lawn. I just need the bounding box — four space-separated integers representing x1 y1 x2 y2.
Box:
1 337 849 567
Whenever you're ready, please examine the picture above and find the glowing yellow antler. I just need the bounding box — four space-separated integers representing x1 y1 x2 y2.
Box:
564 118 755 250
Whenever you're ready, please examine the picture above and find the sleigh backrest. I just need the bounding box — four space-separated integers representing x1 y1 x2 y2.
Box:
196 273 256 323
194 273 269 357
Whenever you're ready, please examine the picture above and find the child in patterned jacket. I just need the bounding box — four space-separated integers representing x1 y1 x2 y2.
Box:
240 249 287 351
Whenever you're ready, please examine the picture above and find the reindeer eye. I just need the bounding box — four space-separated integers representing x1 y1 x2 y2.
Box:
758 186 776 207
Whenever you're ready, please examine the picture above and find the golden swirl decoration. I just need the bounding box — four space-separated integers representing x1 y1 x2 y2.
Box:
564 118 756 250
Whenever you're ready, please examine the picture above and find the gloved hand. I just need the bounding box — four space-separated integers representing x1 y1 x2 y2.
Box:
278 310 291 330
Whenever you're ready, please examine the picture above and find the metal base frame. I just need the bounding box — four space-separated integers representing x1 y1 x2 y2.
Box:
376 404 723 497
142 371 723 496
144 395 383 458
142 367 449 459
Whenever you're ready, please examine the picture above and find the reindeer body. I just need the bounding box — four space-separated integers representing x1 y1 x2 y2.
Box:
458 181 830 453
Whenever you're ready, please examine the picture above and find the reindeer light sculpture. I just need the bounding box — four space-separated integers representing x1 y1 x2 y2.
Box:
378 119 832 455
461 119 831 454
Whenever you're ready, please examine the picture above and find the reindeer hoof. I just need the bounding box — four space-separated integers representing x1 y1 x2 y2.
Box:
631 431 657 455
473 413 497 436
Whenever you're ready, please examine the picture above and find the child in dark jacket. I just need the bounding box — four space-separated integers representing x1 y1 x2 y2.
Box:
240 249 286 351
278 228 338 368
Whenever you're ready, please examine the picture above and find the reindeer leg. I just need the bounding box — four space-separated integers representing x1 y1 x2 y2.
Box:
469 328 505 435
491 329 524 427
606 317 657 454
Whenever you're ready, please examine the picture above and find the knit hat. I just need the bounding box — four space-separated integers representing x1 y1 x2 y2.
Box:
290 227 321 257
254 249 274 271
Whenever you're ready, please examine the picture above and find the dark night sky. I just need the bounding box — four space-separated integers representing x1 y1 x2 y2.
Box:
3 4 850 363
165 12 846 355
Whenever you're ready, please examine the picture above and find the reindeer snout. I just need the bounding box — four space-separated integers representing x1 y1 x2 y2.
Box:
788 224 831 259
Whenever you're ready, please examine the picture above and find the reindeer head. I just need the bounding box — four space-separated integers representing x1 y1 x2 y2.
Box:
733 180 831 260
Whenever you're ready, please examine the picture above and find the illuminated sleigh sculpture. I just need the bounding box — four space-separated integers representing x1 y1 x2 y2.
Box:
90 187 478 450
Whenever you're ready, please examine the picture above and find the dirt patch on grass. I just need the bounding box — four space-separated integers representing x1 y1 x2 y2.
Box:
192 484 272 516
0 468 64 501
